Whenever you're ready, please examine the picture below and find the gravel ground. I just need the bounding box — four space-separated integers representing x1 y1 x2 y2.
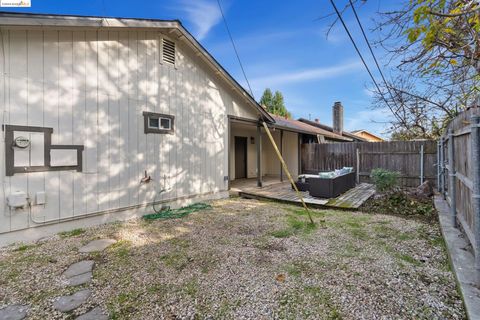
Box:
0 197 465 319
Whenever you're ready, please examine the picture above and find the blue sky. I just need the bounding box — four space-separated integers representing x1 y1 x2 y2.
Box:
1 0 397 137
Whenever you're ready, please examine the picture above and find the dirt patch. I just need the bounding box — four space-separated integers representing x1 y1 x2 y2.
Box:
0 198 465 319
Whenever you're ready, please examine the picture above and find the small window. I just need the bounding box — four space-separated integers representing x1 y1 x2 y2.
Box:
149 118 159 129
149 117 171 130
160 118 171 130
143 111 174 134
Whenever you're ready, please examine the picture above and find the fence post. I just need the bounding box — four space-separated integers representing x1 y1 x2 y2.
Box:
436 141 441 190
448 129 457 227
470 115 480 282
440 137 446 199
356 147 360 184
256 124 262 187
420 144 424 185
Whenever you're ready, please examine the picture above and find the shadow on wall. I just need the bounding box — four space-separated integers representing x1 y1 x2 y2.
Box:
1 29 236 233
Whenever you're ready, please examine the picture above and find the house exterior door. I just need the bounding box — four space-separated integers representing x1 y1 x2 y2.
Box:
234 136 247 179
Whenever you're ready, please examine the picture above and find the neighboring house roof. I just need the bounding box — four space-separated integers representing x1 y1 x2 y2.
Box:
269 114 351 142
0 12 274 123
298 118 367 142
351 130 384 142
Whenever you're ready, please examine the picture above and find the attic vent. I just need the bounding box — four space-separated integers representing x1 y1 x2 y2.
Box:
162 38 176 65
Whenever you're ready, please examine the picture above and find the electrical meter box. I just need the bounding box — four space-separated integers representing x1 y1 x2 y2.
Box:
13 131 45 167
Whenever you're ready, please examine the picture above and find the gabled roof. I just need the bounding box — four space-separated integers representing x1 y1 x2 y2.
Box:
298 118 367 142
0 12 274 123
270 114 351 141
351 130 384 141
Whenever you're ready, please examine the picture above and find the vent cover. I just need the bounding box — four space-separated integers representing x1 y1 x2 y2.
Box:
162 38 175 65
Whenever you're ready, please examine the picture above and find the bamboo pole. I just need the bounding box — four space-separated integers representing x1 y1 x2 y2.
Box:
262 122 314 224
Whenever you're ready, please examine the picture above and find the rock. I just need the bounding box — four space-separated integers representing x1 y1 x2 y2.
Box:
63 260 95 278
62 260 94 287
76 307 108 320
0 305 29 320
65 272 93 286
414 181 433 198
53 289 91 312
78 239 116 253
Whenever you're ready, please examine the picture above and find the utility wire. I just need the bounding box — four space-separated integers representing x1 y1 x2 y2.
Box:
328 0 403 123
348 0 401 112
216 0 254 98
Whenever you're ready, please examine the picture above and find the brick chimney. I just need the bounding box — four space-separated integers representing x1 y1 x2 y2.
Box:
332 101 343 134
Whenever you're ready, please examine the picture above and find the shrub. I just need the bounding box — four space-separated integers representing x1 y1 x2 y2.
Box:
370 168 399 192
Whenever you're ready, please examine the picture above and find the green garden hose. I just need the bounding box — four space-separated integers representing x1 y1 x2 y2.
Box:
143 202 211 221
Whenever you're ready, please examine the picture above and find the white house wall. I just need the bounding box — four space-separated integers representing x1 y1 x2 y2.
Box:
0 28 260 234
264 129 299 179
229 123 299 181
263 130 281 176
282 131 299 178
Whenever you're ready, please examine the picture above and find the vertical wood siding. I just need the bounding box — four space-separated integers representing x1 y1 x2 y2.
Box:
0 28 258 233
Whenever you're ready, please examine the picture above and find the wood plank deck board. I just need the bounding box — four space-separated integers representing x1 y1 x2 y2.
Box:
324 183 375 209
238 182 375 209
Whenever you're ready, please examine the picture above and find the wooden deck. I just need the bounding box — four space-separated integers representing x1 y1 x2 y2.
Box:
237 182 375 210
324 183 376 209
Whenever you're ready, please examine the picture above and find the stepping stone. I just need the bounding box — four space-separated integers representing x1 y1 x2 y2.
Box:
62 260 95 287
63 260 94 278
79 239 116 253
76 307 108 320
0 305 29 320
65 272 93 287
53 289 91 313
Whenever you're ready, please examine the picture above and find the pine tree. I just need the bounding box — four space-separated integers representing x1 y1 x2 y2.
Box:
273 91 287 117
259 88 291 118
259 88 273 111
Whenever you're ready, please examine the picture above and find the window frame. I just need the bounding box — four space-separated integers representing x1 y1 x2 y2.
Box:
143 111 175 134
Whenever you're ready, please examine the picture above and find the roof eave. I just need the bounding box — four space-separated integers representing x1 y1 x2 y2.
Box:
176 24 274 123
298 118 362 141
269 124 352 141
0 12 179 28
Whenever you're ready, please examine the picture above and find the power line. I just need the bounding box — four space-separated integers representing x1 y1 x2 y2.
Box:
328 0 403 123
216 0 254 98
348 0 401 112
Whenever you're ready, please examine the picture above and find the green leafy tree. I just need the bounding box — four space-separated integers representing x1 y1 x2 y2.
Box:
272 91 286 116
405 0 480 76
259 88 274 111
259 89 292 118
326 1 479 139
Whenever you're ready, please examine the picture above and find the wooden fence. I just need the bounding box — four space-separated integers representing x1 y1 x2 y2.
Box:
301 140 437 188
438 107 480 272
